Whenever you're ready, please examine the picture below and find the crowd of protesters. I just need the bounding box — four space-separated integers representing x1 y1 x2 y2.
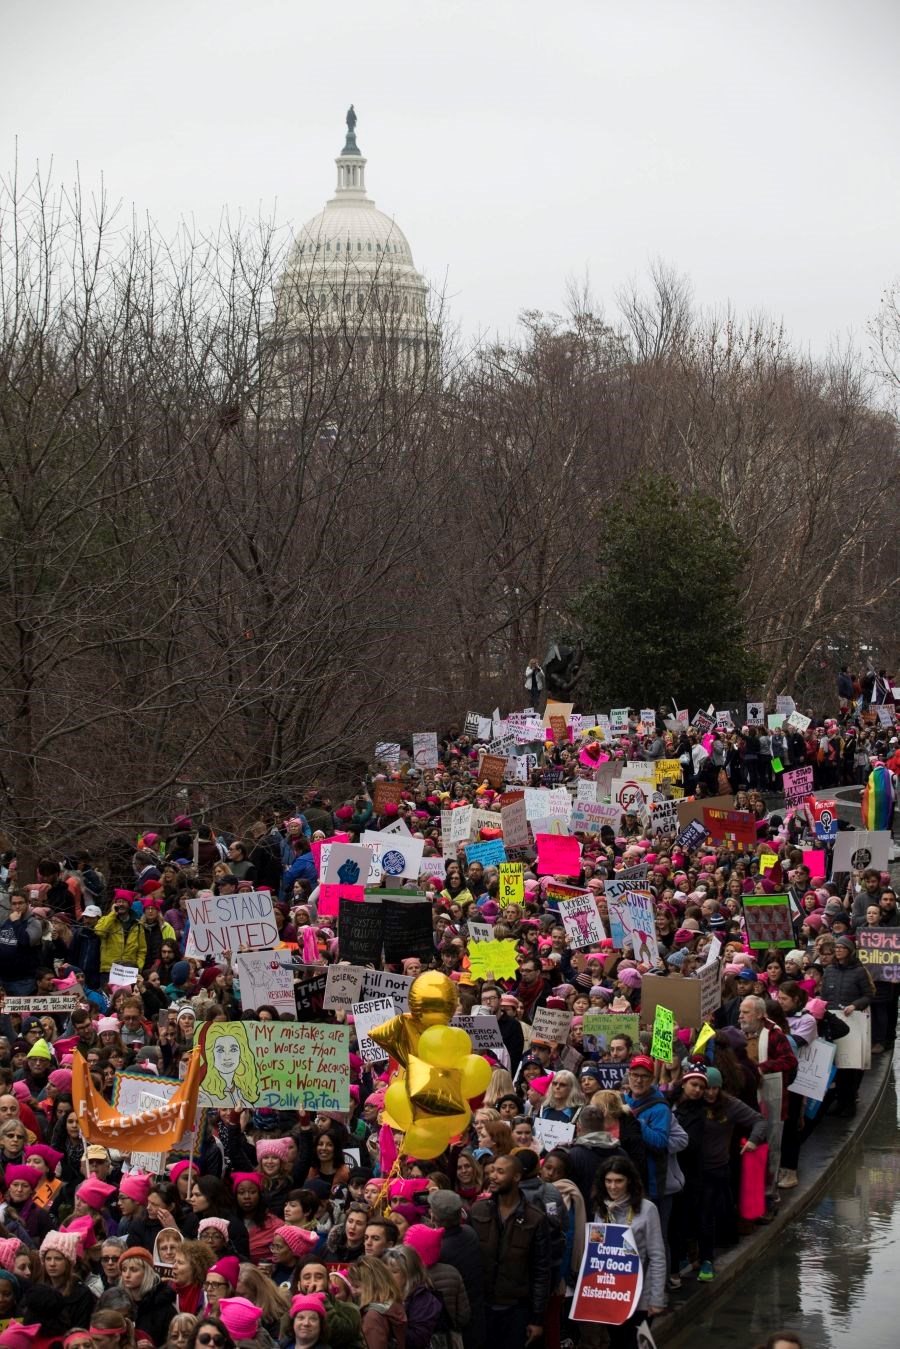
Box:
0 678 894 1349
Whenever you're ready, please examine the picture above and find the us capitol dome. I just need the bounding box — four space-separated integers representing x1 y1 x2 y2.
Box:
277 106 429 347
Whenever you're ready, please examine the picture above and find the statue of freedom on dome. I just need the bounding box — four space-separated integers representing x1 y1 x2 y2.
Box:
346 105 357 134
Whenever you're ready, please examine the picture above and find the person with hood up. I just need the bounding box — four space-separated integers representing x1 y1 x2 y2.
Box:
563 1103 633 1208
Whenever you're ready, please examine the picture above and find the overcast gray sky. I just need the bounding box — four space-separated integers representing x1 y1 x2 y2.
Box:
4 0 898 352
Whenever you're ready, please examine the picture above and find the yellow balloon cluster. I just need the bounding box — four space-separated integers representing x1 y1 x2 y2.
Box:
369 971 493 1159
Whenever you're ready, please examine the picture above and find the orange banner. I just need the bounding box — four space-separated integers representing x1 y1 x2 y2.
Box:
72 1050 201 1150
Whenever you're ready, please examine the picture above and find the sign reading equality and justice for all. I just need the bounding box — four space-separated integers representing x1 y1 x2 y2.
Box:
194 1021 350 1112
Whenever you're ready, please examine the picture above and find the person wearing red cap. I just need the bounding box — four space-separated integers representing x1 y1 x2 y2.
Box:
622 1056 673 1220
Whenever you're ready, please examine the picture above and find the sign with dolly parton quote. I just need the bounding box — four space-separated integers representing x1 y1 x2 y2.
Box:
194 1020 350 1111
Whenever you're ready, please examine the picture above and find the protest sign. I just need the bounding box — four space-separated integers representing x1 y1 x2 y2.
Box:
858 929 900 983
498 862 524 907
609 776 654 813
591 1064 628 1090
775 695 795 715
544 699 575 729
236 949 296 1016
531 1006 574 1044
571 1222 643 1325
478 753 508 789
558 892 606 949
468 921 493 943
351 998 396 1063
876 705 896 727
803 848 826 881
111 1071 196 1154
654 759 682 787
382 892 434 964
467 940 519 981
742 894 794 949
691 709 714 733
372 780 402 814
194 1021 350 1111
626 891 659 965
451 1014 505 1059
759 851 779 875
412 731 439 768
675 793 733 830
603 876 648 949
2 995 78 1014
338 895 383 965
786 709 812 733
536 833 581 877
833 1010 871 1071
576 778 598 803
571 801 622 835
788 1039 836 1103
674 818 708 853
639 708 656 731
323 964 365 1011
131 1091 168 1175
465 839 507 868
609 708 630 735
500 795 529 848
832 830 891 874
418 857 447 884
374 743 401 766
464 711 482 737
581 1013 640 1055
323 843 375 889
746 702 765 725
697 960 722 1020
649 799 679 837
441 804 472 854
650 1004 674 1060
109 963 139 988
294 969 328 1019
544 881 590 910
380 815 411 837
470 807 502 839
640 975 703 1029
782 766 813 808
186 891 278 957
810 799 839 842
704 935 722 967
359 969 413 1009
533 1117 575 1152
361 832 425 882
703 806 757 851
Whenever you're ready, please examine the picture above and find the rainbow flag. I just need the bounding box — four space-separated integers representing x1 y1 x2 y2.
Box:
861 765 894 831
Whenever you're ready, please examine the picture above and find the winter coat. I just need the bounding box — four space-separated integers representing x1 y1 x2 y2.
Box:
822 956 873 1011
622 1087 672 1200
359 1300 407 1349
438 1223 485 1349
281 851 318 900
134 1280 176 1346
0 914 42 982
697 1093 766 1170
565 1130 630 1209
596 1196 666 1312
428 1260 470 1331
322 1293 365 1349
402 1284 443 1349
469 1192 551 1319
94 910 147 973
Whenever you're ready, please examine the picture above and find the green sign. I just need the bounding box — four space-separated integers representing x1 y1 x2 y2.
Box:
650 1005 674 1062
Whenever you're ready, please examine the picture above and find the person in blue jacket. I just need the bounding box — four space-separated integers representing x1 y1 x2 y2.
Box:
281 837 318 900
622 1054 672 1219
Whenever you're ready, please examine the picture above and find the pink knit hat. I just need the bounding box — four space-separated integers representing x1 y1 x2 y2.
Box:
75 1177 116 1209
218 1298 263 1339
256 1137 292 1161
0 1325 41 1349
0 1239 21 1272
48 1069 73 1092
528 1074 554 1098
40 1230 80 1264
169 1160 200 1184
97 1017 120 1035
403 1224 442 1268
119 1172 153 1205
274 1225 319 1259
198 1217 230 1240
229 1171 262 1192
60 1215 98 1254
209 1256 240 1289
3 1166 37 1190
290 1293 327 1322
10 1083 30 1103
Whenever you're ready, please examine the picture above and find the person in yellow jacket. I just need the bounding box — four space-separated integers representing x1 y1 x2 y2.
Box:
94 891 148 974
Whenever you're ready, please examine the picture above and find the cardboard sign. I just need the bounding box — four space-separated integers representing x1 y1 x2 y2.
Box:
832 830 891 875
382 893 434 964
581 1013 640 1054
441 805 472 853
351 997 396 1063
675 793 734 830
533 1117 575 1152
782 766 813 808
186 891 278 957
858 928 900 983
109 963 139 988
703 806 757 851
788 1039 836 1102
697 960 722 1019
531 1006 574 1044
500 795 529 848
498 862 524 907
412 732 440 768
478 753 508 789
650 1004 674 1060
571 1222 643 1325
558 892 606 949
742 894 794 949
372 780 403 814
536 833 581 877
2 995 78 1013
640 974 703 1029
604 876 649 949
236 949 296 1016
195 1021 350 1111
338 895 383 965
649 799 679 837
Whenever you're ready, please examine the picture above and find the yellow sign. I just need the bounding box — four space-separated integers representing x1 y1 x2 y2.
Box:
498 862 524 908
468 940 520 981
694 1022 715 1056
654 759 682 786
759 852 778 875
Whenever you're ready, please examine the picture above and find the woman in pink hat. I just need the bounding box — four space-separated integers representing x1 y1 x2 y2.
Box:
38 1230 96 1328
255 1139 294 1219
